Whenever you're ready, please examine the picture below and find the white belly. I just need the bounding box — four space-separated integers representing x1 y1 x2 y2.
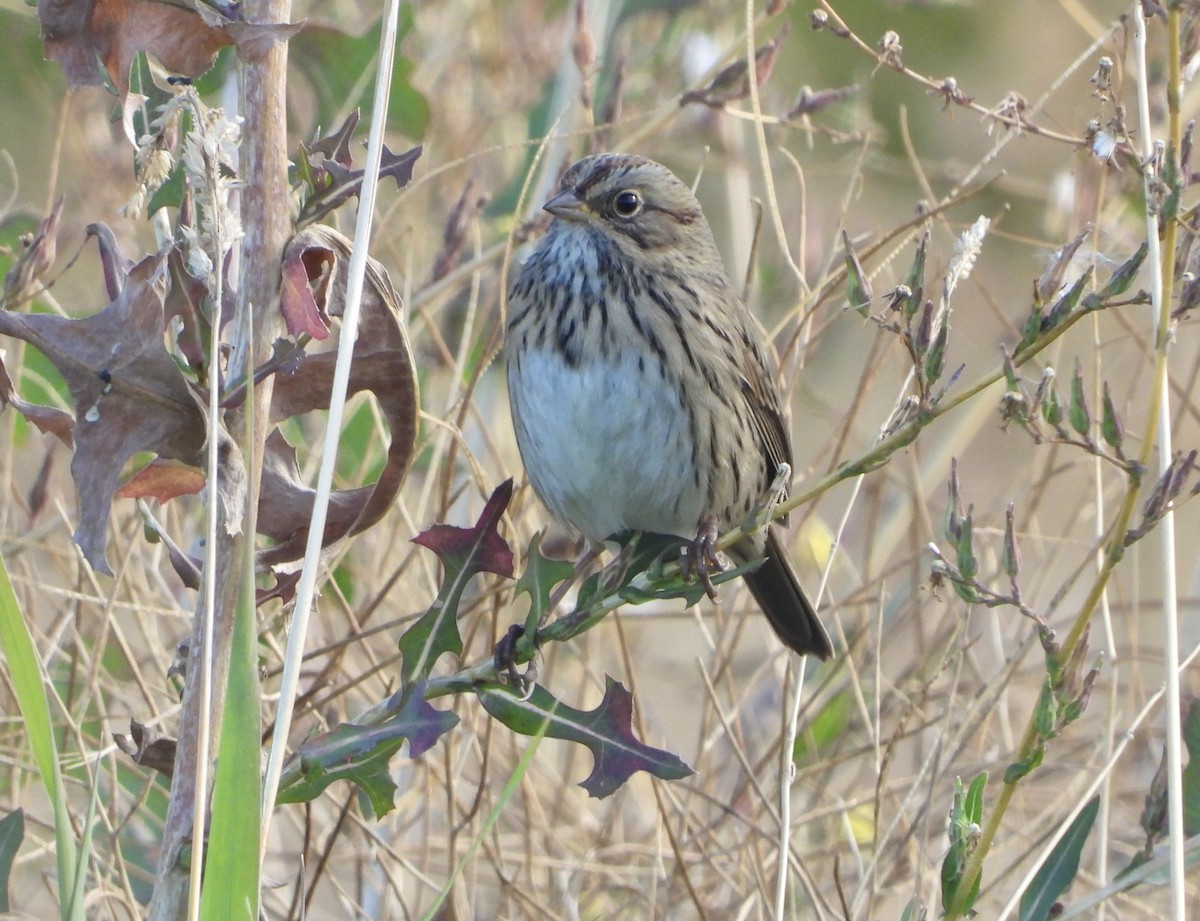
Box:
508 346 702 543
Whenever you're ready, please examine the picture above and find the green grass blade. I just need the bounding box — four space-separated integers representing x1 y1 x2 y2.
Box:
0 552 80 920
199 571 263 921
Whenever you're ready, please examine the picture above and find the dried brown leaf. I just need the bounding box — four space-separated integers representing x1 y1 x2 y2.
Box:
259 226 419 567
39 0 231 93
0 253 245 572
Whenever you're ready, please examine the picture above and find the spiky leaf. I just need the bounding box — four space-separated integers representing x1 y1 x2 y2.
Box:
276 685 458 817
400 480 515 685
477 677 693 798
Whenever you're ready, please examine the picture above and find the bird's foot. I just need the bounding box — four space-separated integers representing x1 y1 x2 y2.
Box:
493 624 537 699
683 515 724 601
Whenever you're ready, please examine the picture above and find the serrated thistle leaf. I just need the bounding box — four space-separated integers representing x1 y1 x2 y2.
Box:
516 533 575 637
276 683 458 818
401 480 515 684
1018 797 1099 921
412 480 515 577
476 677 693 798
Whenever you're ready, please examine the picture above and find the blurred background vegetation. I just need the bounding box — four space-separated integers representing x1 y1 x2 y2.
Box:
2 0 1197 918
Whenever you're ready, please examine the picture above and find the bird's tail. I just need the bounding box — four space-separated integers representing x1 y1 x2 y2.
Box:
742 528 833 659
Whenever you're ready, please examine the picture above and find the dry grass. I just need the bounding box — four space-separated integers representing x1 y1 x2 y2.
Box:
1 0 1197 918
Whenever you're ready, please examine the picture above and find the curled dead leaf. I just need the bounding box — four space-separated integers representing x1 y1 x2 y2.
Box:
260 226 419 567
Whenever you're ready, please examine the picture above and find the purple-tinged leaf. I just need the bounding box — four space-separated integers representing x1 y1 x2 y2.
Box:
412 479 515 578
477 676 693 798
276 684 458 818
400 481 515 684
298 144 423 227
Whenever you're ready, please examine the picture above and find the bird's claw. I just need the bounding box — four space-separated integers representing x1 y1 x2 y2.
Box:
493 624 537 699
683 516 724 601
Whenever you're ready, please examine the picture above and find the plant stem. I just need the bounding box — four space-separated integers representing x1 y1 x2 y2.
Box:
945 8 1183 916
146 1 291 916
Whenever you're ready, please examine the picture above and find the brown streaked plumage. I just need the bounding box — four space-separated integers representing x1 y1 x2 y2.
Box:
505 153 832 658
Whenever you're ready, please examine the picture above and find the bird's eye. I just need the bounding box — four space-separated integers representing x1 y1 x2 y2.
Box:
613 190 642 217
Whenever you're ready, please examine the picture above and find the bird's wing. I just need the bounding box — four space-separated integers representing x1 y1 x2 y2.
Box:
739 333 794 515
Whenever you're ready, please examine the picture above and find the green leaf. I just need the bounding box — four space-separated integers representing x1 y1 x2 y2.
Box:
1182 699 1200 836
476 677 693 798
400 480 515 685
942 774 985 915
0 553 82 921
289 12 429 140
951 581 983 604
1100 382 1124 450
1162 145 1182 222
1004 743 1045 784
925 322 948 389
903 231 929 319
201 563 263 921
516 532 575 638
1043 387 1063 427
793 691 853 762
1034 675 1058 738
956 510 977 581
1019 797 1099 921
277 685 458 817
1002 346 1020 391
0 809 24 913
1068 358 1090 437
1018 304 1043 352
965 771 987 825
1096 241 1148 300
1044 268 1092 332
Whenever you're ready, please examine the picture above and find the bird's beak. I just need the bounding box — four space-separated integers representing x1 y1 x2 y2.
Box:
543 188 586 220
